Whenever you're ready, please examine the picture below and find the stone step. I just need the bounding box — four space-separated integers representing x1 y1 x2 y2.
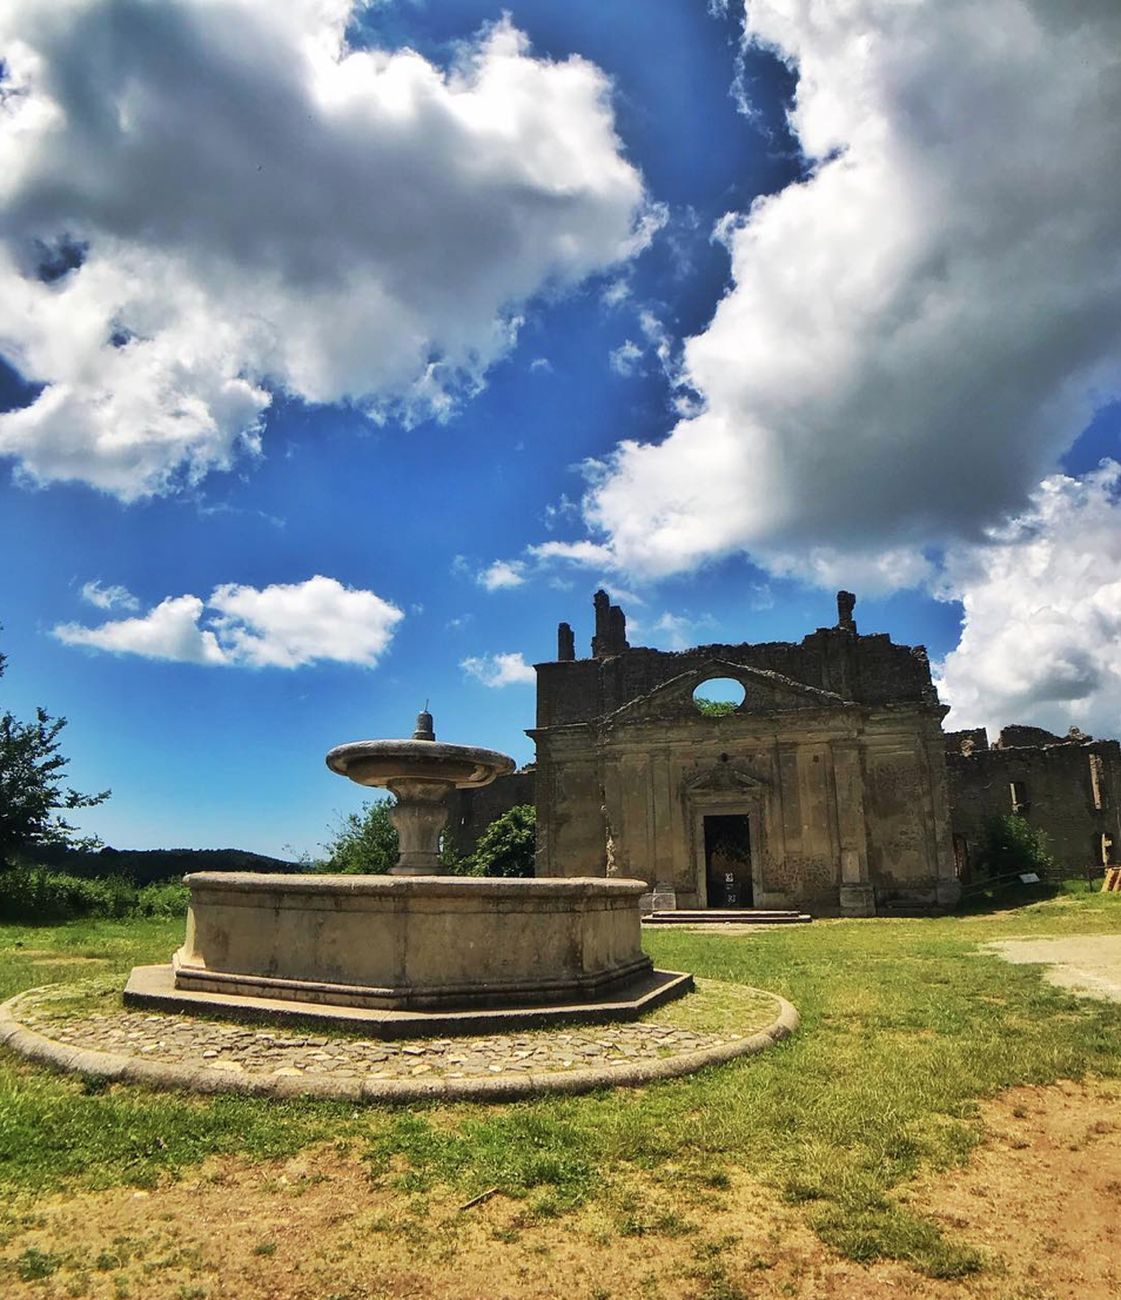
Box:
643 909 812 926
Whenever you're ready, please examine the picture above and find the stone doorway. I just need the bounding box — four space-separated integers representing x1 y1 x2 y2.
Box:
703 814 753 908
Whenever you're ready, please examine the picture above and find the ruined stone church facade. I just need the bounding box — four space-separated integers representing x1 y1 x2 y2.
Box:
526 590 960 916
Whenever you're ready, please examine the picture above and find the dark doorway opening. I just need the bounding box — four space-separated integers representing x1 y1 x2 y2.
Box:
704 814 753 908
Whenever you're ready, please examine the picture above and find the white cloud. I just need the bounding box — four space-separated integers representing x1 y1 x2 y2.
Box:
542 494 579 531
80 580 139 612
460 651 536 687
475 538 637 596
0 2 651 498
54 575 402 668
629 610 716 651
748 582 774 612
601 276 632 308
207 576 402 668
609 340 643 377
757 544 935 598
637 310 676 382
936 464 1121 737
56 595 227 665
607 313 676 382
527 539 616 568
576 0 1121 585
477 559 526 591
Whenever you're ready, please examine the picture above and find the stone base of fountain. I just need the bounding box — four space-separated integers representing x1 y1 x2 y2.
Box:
125 872 692 1032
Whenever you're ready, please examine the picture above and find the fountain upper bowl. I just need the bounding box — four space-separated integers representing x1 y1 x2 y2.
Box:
325 738 516 789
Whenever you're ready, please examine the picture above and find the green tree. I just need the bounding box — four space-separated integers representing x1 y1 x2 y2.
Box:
319 797 398 874
471 804 536 878
0 640 109 866
976 813 1056 878
694 696 738 717
316 798 487 876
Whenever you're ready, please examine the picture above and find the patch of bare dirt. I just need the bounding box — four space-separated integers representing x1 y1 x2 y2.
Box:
0 1149 948 1300
1 1079 1118 1299
901 1075 1121 1300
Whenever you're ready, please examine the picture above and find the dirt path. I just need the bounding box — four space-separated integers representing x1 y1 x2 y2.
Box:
908 1077 1121 1300
2 1079 1119 1299
987 934 1121 1002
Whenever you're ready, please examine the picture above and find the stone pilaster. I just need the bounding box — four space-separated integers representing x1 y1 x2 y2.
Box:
833 740 875 915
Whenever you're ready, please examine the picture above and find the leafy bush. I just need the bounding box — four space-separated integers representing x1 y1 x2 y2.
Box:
0 867 189 923
132 879 191 917
315 799 536 878
435 845 484 876
694 696 737 717
316 798 480 875
975 814 1056 878
471 804 536 878
318 798 398 874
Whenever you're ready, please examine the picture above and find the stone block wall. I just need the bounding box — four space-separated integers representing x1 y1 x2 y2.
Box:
454 592 1121 912
536 629 939 730
947 737 1121 876
526 591 957 916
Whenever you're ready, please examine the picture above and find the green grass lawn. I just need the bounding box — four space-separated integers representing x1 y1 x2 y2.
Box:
1 891 1119 1280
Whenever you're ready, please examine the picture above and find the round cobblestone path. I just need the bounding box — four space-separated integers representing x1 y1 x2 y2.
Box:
0 978 798 1101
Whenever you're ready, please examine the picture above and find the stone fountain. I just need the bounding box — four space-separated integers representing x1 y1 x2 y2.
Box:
125 711 691 1032
324 707 513 875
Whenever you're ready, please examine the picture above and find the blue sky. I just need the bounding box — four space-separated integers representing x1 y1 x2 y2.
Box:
2 1 1120 857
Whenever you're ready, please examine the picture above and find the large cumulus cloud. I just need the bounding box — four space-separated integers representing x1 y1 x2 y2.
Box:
937 464 1121 736
577 0 1121 582
0 0 651 497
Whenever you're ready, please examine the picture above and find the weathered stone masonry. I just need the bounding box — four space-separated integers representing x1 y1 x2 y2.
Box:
462 592 1121 910
946 725 1121 878
528 591 959 916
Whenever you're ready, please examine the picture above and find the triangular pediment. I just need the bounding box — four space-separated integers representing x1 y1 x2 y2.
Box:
602 659 847 727
683 760 768 794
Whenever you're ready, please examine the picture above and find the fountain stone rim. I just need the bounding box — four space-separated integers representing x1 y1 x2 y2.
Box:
326 738 516 789
182 871 648 899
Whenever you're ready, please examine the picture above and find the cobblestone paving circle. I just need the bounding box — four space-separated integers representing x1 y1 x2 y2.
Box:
1 979 798 1099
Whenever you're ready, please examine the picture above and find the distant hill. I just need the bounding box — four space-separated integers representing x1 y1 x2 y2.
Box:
28 844 302 885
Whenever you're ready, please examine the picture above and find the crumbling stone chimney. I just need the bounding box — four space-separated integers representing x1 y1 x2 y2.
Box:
591 588 629 659
557 621 575 662
837 590 857 634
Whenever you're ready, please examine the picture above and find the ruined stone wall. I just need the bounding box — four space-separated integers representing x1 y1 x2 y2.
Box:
536 630 938 729
527 590 958 914
947 740 1121 875
533 729 605 879
590 718 850 914
534 660 955 914
862 717 956 907
944 727 989 754
533 706 955 915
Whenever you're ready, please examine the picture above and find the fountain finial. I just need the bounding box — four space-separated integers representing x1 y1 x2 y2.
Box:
412 706 435 742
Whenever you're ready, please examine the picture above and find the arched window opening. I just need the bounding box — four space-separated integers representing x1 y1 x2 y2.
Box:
692 677 745 716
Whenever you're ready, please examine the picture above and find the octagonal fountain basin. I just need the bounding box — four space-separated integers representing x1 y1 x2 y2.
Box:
166 872 663 1013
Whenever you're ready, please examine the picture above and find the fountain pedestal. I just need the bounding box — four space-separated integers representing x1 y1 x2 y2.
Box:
387 779 454 875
